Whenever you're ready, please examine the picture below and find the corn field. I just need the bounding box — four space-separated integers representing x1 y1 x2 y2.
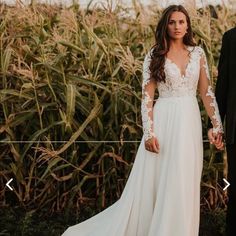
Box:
0 1 235 216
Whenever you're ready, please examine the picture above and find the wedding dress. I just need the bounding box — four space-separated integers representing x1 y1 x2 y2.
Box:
62 46 223 236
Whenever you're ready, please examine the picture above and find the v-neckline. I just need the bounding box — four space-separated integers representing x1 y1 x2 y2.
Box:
166 46 192 78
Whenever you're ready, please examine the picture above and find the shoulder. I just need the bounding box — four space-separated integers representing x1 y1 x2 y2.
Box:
218 27 236 52
194 45 204 53
221 27 236 44
144 48 154 60
188 45 205 57
224 27 236 37
143 48 153 68
142 49 153 73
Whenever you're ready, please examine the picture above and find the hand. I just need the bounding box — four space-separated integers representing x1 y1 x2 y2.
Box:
145 136 160 154
207 128 224 150
214 133 224 150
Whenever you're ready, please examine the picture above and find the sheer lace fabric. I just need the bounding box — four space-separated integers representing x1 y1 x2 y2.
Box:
141 46 223 140
141 51 156 141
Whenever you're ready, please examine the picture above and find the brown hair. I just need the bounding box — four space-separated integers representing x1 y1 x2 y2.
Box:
150 5 196 83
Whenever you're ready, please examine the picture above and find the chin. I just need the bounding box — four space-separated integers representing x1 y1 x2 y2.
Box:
171 35 184 40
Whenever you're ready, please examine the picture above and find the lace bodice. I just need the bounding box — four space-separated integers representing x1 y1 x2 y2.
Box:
141 46 223 141
159 47 200 98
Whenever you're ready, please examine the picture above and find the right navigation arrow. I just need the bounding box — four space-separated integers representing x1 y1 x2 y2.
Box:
223 178 230 191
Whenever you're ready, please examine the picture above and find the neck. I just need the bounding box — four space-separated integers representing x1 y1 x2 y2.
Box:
169 40 186 51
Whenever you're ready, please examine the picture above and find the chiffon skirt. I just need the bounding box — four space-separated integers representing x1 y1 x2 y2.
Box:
62 95 203 236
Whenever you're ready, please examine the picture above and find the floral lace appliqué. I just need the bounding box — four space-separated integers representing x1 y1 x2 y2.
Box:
141 51 155 141
200 48 224 134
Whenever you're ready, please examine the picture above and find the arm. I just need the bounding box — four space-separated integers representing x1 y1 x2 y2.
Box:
141 51 157 141
215 32 229 123
198 48 223 135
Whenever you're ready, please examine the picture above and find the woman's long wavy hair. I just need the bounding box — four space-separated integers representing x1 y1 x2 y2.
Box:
150 5 196 83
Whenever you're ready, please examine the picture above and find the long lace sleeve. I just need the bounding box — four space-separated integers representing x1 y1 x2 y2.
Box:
198 47 224 135
141 51 157 141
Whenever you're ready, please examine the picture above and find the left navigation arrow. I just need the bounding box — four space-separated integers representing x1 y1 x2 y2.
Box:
6 178 13 191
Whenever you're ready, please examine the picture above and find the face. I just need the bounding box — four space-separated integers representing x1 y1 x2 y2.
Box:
167 11 188 40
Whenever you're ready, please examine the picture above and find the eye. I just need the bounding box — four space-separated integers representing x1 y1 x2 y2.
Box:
168 21 175 25
179 20 185 24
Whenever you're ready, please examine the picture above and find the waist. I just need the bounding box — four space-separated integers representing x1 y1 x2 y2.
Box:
158 94 196 99
155 95 198 105
158 89 196 98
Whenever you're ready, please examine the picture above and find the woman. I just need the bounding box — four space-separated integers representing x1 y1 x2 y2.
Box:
62 5 224 236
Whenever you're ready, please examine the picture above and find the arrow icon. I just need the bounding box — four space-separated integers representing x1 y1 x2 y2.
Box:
223 178 230 191
6 178 13 191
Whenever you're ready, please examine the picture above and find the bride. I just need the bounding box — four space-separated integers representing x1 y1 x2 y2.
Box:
62 5 224 236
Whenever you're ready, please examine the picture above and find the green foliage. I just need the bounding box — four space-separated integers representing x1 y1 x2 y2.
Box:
0 206 68 235
200 208 226 236
0 206 226 235
0 2 234 233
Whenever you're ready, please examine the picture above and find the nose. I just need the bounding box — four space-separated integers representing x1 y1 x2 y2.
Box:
175 22 180 29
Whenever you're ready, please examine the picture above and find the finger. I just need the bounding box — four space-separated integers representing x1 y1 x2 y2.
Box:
145 144 150 151
155 138 160 152
209 133 214 140
153 144 159 153
151 140 158 153
152 146 158 153
145 141 151 150
214 139 220 146
146 145 152 152
212 132 217 138
215 134 220 142
214 134 222 145
217 137 223 146
219 135 222 143
219 142 224 149
210 134 216 144
216 142 224 150
210 138 215 144
149 143 154 152
208 132 214 142
210 139 214 144
216 134 221 142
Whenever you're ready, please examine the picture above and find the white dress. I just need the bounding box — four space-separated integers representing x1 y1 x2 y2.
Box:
62 46 223 236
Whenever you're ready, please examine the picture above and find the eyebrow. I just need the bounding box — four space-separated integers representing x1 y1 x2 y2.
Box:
169 19 186 21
